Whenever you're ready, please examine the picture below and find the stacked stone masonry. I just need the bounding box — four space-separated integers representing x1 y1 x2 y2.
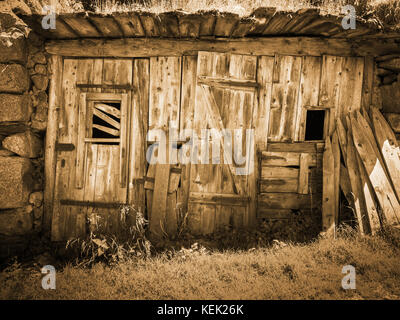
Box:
0 14 48 257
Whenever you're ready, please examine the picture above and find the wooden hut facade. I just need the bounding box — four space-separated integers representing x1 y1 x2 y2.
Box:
20 9 400 241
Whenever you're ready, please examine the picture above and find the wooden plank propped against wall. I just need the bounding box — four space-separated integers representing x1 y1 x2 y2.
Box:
356 151 381 234
351 114 400 226
371 107 400 203
345 118 366 234
332 131 340 226
150 164 171 239
322 136 335 235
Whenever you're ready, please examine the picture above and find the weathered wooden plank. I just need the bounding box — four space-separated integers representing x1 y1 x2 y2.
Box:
339 163 352 204
157 12 180 37
267 142 324 153
150 164 171 239
262 12 293 35
337 57 364 120
255 56 274 151
261 166 299 179
178 13 202 38
94 103 121 118
88 14 123 37
61 15 101 38
346 120 369 235
298 153 311 194
319 55 344 134
51 151 70 241
92 124 119 136
93 108 121 130
149 56 181 131
139 13 160 37
259 178 298 193
371 107 400 203
166 192 178 237
258 192 320 210
361 56 374 111
46 37 400 58
180 56 197 132
119 94 128 187
281 9 320 34
247 7 276 35
332 131 340 226
295 56 322 141
75 93 87 189
189 192 250 206
197 76 258 90
112 13 145 37
351 114 400 226
356 151 381 234
128 59 149 212
322 137 335 235
269 55 302 142
336 118 348 161
44 55 63 234
261 151 317 167
214 13 239 37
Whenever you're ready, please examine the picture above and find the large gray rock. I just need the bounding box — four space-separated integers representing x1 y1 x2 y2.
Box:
2 131 43 158
0 64 30 93
0 156 33 209
0 93 32 122
0 37 26 64
0 206 33 236
381 80 400 113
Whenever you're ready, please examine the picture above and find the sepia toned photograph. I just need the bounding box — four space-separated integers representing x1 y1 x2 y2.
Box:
0 0 399 305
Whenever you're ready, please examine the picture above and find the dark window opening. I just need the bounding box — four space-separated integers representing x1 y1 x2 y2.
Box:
304 110 326 141
91 101 121 144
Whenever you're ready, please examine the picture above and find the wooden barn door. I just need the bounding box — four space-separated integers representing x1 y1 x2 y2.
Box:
258 55 365 219
51 58 146 241
187 52 258 235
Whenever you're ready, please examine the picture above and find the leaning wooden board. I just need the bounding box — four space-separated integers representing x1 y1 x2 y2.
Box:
346 126 367 234
351 113 400 226
322 136 335 234
371 107 400 203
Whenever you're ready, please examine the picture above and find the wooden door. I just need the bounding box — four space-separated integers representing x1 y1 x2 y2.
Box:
258 55 365 220
51 58 145 241
187 52 258 235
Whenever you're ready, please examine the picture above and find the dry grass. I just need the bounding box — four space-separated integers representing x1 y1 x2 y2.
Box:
1 227 399 300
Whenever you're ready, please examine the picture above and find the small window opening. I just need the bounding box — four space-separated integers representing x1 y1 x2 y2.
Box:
304 109 326 141
91 101 121 144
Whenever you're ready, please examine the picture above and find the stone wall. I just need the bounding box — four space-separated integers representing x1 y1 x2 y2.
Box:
0 24 49 258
